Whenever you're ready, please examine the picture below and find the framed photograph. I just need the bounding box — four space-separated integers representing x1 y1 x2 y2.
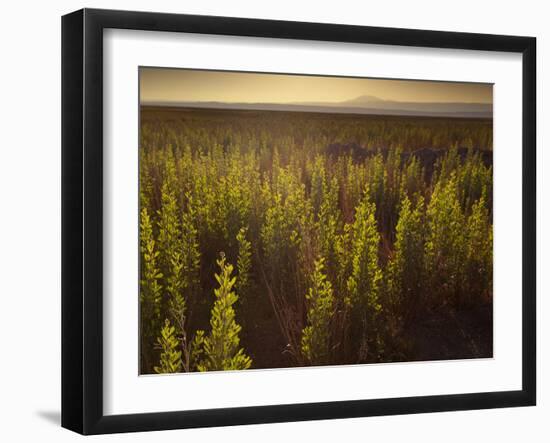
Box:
61 8 536 435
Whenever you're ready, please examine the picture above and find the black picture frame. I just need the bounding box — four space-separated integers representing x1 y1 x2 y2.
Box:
62 8 536 435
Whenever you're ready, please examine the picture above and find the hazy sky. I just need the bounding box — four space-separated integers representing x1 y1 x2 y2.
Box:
140 68 493 104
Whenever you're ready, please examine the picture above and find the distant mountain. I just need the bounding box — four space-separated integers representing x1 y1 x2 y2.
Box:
341 95 387 106
294 95 386 107
142 95 492 118
339 96 492 116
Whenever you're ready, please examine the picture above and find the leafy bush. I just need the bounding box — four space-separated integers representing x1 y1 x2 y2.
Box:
196 255 252 371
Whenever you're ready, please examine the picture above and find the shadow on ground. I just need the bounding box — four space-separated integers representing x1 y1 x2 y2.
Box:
36 410 61 426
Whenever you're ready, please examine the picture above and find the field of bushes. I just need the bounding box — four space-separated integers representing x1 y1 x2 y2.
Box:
139 107 493 374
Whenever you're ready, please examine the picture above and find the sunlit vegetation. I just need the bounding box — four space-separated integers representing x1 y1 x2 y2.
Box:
140 107 493 374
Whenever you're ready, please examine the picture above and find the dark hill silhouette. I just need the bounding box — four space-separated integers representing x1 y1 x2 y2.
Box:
142 94 493 118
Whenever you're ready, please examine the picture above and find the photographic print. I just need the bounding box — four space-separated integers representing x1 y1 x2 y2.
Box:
138 68 493 375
